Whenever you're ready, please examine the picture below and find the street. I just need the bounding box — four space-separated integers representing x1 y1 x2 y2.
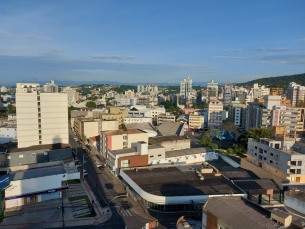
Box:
69 133 190 229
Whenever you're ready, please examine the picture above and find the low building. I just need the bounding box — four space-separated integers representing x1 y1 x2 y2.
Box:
148 136 190 151
125 123 158 137
74 118 99 139
157 113 175 125
5 165 79 208
123 117 152 124
89 136 100 155
120 165 246 212
188 112 204 130
157 122 185 136
0 125 17 144
202 197 285 229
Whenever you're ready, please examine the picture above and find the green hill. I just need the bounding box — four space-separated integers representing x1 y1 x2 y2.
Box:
237 73 305 88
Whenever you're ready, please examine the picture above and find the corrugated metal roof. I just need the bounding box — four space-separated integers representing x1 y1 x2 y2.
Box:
10 166 65 181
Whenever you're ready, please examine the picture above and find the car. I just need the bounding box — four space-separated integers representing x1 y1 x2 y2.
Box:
95 161 102 168
74 157 79 163
83 147 86 150
76 162 82 168
83 169 88 176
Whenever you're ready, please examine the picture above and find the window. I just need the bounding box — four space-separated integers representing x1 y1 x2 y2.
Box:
270 153 273 156
298 161 302 166
270 160 273 164
158 154 162 157
297 169 301 174
26 196 37 204
275 144 280 149
259 148 263 153
254 153 257 156
150 155 154 158
255 146 257 149
7 156 11 159
19 155 23 158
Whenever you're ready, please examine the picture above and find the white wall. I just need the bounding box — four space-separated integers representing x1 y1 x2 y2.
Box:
284 193 305 215
0 126 17 144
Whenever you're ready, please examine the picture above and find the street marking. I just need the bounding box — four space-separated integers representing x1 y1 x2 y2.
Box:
125 209 132 216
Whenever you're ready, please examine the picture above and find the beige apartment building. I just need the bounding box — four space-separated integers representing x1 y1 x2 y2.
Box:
100 107 128 125
208 99 223 128
16 83 69 148
188 112 204 129
157 113 175 125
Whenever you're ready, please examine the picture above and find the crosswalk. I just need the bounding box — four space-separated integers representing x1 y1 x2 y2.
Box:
112 206 137 218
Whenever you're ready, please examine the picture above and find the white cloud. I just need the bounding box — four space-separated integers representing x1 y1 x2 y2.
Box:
222 48 242 52
92 55 136 61
213 56 247 59
251 47 304 52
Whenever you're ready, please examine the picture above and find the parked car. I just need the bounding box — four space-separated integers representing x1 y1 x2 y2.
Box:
76 162 82 168
83 169 88 176
74 157 79 163
95 161 102 168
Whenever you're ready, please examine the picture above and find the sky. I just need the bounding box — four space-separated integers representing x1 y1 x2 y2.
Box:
0 0 305 85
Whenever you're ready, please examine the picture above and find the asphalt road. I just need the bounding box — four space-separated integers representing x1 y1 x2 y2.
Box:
69 133 190 229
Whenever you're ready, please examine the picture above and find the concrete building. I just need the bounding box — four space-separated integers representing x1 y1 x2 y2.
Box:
289 107 305 132
202 197 285 229
125 90 135 98
116 98 131 106
188 112 204 130
146 83 159 96
5 165 79 208
222 85 232 107
242 137 305 189
286 82 305 107
207 99 223 128
100 129 148 159
16 83 69 148
74 118 99 139
206 79 218 102
100 107 128 125
270 87 284 95
157 122 185 136
137 84 145 93
246 102 264 130
149 136 190 151
42 80 58 93
62 87 76 106
157 113 176 125
228 104 247 128
0 125 17 144
180 76 193 104
123 117 152 124
0 86 7 93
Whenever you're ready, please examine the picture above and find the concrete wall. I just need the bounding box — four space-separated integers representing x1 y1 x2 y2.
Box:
0 126 17 144
127 133 149 148
84 122 99 138
218 153 240 168
159 139 190 151
101 120 118 132
123 117 152 124
285 193 305 214
148 147 166 161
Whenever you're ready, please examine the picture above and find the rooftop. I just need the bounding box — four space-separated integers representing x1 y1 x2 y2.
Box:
9 143 71 153
103 129 146 136
204 197 282 229
10 165 65 181
149 135 189 145
157 122 184 136
165 147 213 158
90 135 100 142
110 148 137 156
233 179 280 191
122 166 243 196
286 191 305 202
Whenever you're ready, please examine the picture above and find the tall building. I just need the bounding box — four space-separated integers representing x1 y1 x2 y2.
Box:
286 82 305 107
62 87 76 106
208 99 223 128
206 79 218 101
228 103 247 128
223 85 232 107
43 80 58 93
180 76 193 104
246 102 264 130
16 83 69 148
137 84 145 93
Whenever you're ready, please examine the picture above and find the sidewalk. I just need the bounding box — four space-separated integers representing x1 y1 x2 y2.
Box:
1 178 112 229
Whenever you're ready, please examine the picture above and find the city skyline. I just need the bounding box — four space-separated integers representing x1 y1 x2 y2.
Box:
1 1 305 85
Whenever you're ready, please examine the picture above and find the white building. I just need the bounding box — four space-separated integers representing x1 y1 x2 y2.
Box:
42 80 58 93
124 117 152 124
189 112 204 130
16 83 69 148
208 99 223 128
286 82 305 107
180 76 193 104
0 86 7 93
62 87 76 106
116 98 131 106
207 80 218 101
0 125 17 144
5 165 79 208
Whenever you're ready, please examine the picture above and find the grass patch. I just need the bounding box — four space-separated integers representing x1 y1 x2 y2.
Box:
68 195 96 217
67 179 81 184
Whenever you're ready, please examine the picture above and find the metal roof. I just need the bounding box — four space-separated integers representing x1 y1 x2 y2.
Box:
10 166 65 181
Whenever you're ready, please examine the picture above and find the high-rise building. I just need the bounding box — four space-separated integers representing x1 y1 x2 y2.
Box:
180 76 193 104
208 99 223 128
62 87 76 106
228 103 247 128
43 80 58 93
223 85 232 107
246 102 264 130
137 84 145 93
16 83 69 148
207 79 218 101
286 82 305 107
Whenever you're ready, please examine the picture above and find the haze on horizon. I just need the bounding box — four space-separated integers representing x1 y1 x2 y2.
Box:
0 0 305 86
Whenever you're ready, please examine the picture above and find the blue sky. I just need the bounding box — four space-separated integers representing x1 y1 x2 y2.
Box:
0 0 305 85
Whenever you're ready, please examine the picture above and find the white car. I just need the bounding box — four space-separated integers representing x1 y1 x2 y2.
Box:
95 161 101 168
83 169 88 176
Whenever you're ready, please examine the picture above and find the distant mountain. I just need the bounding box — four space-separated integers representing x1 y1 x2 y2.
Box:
236 73 305 88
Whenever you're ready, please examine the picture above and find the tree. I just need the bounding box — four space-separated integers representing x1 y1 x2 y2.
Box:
201 130 213 143
222 122 238 140
162 100 174 110
86 101 96 108
199 102 208 109
297 100 305 108
7 103 16 114
82 135 87 142
119 124 127 131
68 106 78 120
240 127 272 148
192 103 198 109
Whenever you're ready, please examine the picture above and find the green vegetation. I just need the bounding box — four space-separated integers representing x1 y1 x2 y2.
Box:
82 135 87 142
236 73 305 88
68 106 78 120
112 85 136 94
160 100 181 118
68 194 96 217
67 179 81 184
222 122 238 140
240 127 272 149
7 103 16 114
86 101 96 108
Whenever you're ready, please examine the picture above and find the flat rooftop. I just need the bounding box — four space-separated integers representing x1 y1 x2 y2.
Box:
149 135 189 145
10 165 65 181
110 148 137 156
157 122 184 136
103 129 145 136
123 166 243 196
9 143 71 153
165 147 213 158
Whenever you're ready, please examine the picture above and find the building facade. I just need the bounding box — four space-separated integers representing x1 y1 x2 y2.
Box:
208 99 223 128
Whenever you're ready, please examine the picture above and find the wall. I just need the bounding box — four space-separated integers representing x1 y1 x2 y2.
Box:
84 122 99 138
284 193 305 215
159 139 191 151
0 126 17 144
123 117 152 124
101 120 118 132
127 133 149 148
118 155 148 169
